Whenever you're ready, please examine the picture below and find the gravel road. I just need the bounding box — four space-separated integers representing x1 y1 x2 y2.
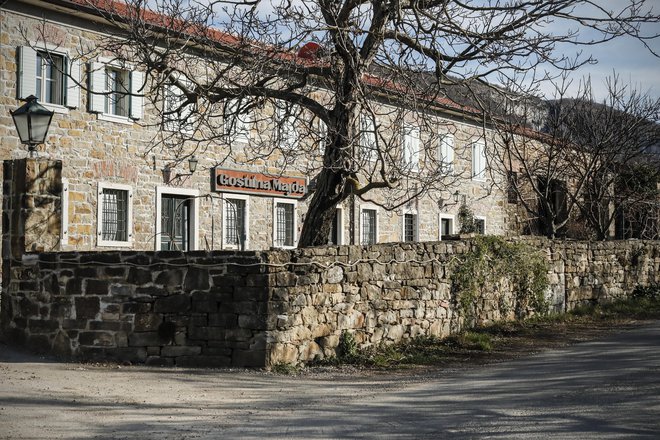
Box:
1 321 659 439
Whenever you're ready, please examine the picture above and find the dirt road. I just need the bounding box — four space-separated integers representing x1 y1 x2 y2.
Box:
2 322 659 439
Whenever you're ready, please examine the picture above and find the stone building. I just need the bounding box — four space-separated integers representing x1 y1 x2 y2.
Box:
0 0 514 254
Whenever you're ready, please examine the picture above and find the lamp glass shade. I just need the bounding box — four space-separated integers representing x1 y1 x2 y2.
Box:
11 96 54 145
453 190 460 203
188 156 198 173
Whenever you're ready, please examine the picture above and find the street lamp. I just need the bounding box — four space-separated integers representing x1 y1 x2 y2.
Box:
11 95 54 157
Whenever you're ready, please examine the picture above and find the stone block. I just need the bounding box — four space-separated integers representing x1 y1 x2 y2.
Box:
232 349 266 367
183 267 210 292
208 313 237 327
237 314 265 330
75 296 100 319
154 270 183 287
78 331 116 347
28 318 59 333
154 295 191 313
128 332 165 346
85 279 109 295
161 346 202 357
134 313 163 331
127 267 153 285
122 302 152 314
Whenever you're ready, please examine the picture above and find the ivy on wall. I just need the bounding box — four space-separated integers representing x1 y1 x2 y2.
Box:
451 236 549 323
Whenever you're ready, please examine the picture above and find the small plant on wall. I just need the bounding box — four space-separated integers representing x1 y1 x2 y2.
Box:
451 236 549 326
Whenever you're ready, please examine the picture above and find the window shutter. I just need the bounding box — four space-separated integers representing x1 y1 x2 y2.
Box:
473 141 486 179
17 46 37 99
65 57 80 108
440 134 454 171
129 70 144 120
88 61 105 113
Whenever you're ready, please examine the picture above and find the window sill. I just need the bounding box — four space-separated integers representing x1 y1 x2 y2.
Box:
98 113 135 125
42 103 70 115
97 239 133 248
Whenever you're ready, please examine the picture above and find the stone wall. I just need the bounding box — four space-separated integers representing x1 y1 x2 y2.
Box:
2 239 659 367
1 250 270 367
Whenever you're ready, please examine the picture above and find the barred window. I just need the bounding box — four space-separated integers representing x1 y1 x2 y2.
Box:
475 218 486 235
225 198 246 248
361 208 377 245
404 213 417 242
98 184 132 245
274 202 295 247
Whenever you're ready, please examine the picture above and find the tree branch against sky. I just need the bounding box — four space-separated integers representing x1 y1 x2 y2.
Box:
72 0 659 246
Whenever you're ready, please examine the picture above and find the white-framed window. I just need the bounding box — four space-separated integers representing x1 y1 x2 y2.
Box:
472 141 487 180
97 182 133 247
17 45 80 111
89 59 143 123
163 81 196 133
360 204 379 245
224 98 251 143
475 216 486 235
328 207 344 245
360 115 377 161
402 209 419 242
438 214 455 240
275 100 298 150
439 133 455 173
222 194 249 250
155 186 199 251
402 124 421 171
273 198 297 248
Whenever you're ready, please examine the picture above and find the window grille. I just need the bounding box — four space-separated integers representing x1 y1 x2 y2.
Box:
101 188 128 241
225 198 246 246
275 203 294 247
361 209 377 245
404 213 417 242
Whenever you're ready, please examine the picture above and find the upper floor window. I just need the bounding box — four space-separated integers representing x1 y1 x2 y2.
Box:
472 141 487 180
17 46 80 110
439 134 455 173
275 100 298 150
360 115 377 161
402 125 421 171
89 60 143 122
163 81 196 133
224 98 251 142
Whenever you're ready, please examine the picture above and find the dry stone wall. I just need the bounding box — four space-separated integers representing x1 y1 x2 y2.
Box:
2 239 659 367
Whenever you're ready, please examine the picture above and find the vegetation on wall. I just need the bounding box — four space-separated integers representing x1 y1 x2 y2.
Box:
451 236 549 323
457 204 477 234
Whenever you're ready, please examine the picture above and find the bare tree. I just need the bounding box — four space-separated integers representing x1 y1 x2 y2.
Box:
55 0 659 246
493 76 660 239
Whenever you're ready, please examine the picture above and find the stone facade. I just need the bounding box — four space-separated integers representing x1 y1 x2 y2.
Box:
3 238 658 367
0 1 512 256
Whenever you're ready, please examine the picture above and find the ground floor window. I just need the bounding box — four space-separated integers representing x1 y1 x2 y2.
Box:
439 214 455 240
475 217 486 235
273 199 296 248
97 182 132 247
403 211 418 242
360 206 378 245
223 195 248 250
